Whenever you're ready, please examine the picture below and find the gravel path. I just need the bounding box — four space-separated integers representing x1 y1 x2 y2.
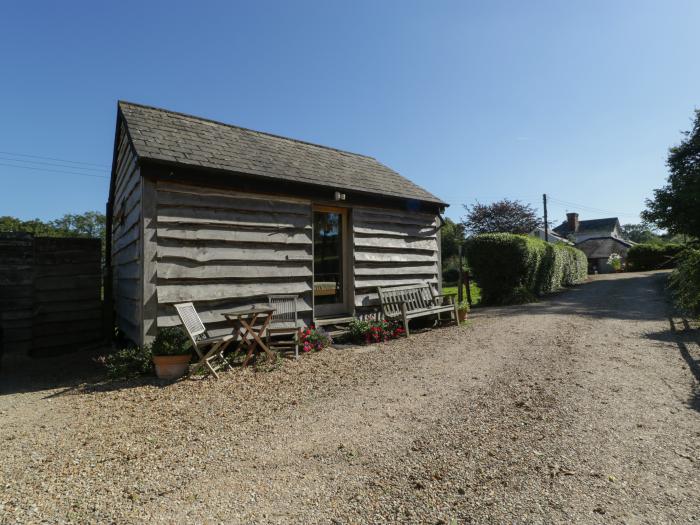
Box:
1 270 699 523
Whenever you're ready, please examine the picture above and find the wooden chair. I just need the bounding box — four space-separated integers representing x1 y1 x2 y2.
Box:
174 302 235 379
266 295 303 358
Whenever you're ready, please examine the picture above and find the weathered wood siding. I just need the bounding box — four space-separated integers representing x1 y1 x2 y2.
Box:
32 237 102 356
111 122 142 343
153 182 313 336
352 207 439 308
0 234 102 357
0 234 34 355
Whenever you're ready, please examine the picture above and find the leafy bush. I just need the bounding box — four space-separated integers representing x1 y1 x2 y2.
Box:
668 248 700 318
348 318 405 344
466 233 587 305
442 267 461 285
151 327 192 356
298 327 332 352
626 243 685 271
102 345 153 379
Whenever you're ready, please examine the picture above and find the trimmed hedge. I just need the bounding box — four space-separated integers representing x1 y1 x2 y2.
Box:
668 248 700 318
626 243 685 271
466 233 588 305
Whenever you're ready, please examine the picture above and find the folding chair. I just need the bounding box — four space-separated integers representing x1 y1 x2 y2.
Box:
174 302 234 379
266 295 304 359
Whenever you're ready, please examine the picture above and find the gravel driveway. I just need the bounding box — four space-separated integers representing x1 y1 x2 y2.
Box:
1 270 698 523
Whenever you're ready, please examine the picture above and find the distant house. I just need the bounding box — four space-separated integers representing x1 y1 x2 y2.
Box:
107 101 446 346
529 227 573 245
552 213 633 273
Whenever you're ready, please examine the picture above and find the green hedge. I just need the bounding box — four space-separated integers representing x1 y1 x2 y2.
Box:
668 248 700 318
466 233 588 305
626 243 685 271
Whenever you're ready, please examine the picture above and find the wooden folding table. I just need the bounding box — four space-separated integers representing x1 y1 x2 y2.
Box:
224 306 276 368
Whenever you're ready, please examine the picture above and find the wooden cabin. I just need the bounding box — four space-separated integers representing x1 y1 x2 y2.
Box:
107 101 447 345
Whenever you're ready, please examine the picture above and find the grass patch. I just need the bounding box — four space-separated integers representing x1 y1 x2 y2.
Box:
442 283 481 306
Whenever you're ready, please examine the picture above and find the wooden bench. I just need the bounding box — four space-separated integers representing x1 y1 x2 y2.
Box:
377 282 459 336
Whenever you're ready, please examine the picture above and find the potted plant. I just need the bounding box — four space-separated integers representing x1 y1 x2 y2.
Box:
457 299 470 323
151 327 192 380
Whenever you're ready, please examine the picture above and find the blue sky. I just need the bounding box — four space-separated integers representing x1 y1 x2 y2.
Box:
1 0 698 226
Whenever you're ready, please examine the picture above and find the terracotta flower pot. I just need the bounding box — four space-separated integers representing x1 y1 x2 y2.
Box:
152 354 191 380
458 309 468 323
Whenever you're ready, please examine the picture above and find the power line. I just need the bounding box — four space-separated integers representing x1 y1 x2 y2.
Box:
0 155 106 173
0 162 109 179
0 150 109 168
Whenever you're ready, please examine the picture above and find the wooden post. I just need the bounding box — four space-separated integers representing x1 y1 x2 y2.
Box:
457 244 464 303
464 270 473 307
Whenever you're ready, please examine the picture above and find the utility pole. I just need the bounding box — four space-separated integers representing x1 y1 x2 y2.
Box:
543 193 548 242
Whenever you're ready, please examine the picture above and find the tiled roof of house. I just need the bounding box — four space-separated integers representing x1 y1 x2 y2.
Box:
118 101 445 205
553 217 619 236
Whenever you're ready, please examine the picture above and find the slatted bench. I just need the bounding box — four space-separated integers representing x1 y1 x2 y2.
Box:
377 282 459 336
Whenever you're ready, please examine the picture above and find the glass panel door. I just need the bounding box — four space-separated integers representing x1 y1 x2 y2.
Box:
313 208 346 316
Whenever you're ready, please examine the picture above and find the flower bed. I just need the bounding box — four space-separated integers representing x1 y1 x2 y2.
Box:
298 326 333 353
348 318 405 345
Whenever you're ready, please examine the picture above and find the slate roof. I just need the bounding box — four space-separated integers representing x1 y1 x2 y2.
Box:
118 101 445 206
553 217 619 236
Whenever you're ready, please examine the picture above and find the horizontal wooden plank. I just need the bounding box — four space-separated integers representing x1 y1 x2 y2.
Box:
157 225 311 245
354 250 436 263
34 275 101 291
353 235 437 251
158 206 310 229
354 276 438 288
33 262 100 278
157 260 312 280
157 188 311 216
157 296 312 327
157 280 311 304
353 207 437 227
34 308 102 325
354 263 438 276
157 243 312 263
0 308 33 321
32 329 103 351
35 299 103 314
35 288 99 303
353 223 437 238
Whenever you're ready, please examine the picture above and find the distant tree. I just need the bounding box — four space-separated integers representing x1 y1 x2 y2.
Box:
642 109 700 238
620 223 662 244
462 199 540 236
440 218 465 260
0 211 105 240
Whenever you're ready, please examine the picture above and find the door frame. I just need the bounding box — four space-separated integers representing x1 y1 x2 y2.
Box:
312 204 352 317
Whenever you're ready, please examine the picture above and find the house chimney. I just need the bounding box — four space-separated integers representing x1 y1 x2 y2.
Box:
566 212 579 232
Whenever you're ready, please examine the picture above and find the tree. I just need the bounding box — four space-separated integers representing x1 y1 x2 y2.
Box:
642 109 700 238
0 211 105 242
620 223 662 244
462 199 540 236
440 218 465 261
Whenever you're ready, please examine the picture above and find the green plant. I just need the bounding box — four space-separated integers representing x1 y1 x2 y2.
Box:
607 253 622 272
298 326 333 352
457 299 470 312
626 243 685 271
151 327 192 356
466 233 587 305
101 345 153 379
668 248 700 318
347 318 404 344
